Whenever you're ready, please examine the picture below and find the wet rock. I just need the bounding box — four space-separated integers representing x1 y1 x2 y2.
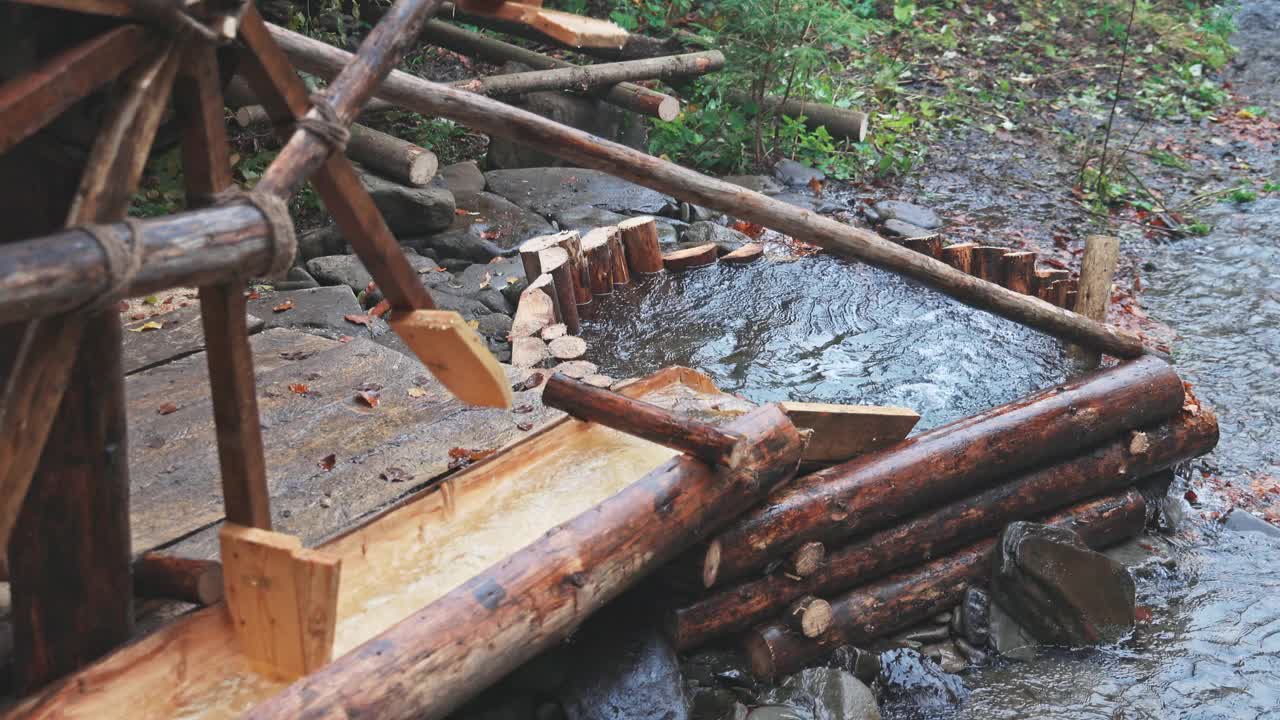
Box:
477 312 514 339
949 606 963 636
688 686 740 720
487 90 647 170
680 222 751 254
876 648 967 713
552 206 628 233
682 650 756 693
1103 535 1178 575
926 642 967 674
953 638 988 667
987 601 1038 661
771 192 843 214
931 611 952 626
892 624 950 645
745 706 806 720
306 252 443 294
273 265 319 291
486 168 672 217
722 175 785 195
1222 508 1280 538
881 219 937 239
959 586 990 647
359 170 455 235
871 200 941 230
537 702 567 720
773 159 825 188
558 614 688 720
761 668 880 720
439 160 486 207
247 286 366 341
410 192 552 262
297 225 349 260
507 646 570 694
991 521 1136 646
827 646 880 686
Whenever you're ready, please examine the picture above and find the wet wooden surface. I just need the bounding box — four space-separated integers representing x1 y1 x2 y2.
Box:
126 327 558 558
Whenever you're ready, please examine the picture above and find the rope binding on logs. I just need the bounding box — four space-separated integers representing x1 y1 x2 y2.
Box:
295 94 351 153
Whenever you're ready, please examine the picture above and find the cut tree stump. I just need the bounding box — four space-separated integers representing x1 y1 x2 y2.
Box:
511 336 549 368
617 216 663 274
511 285 557 338
784 596 833 638
548 335 587 361
1001 251 1037 295
721 243 764 265
663 243 718 271
582 228 615 296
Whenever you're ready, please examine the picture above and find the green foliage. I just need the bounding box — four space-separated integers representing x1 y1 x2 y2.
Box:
1149 148 1191 170
1263 181 1280 194
1229 186 1259 203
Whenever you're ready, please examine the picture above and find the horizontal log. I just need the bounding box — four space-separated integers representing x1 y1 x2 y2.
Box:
724 90 869 142
246 403 804 720
744 488 1148 678
668 401 1217 649
132 553 223 606
452 51 724 96
702 355 1184 586
541 373 745 466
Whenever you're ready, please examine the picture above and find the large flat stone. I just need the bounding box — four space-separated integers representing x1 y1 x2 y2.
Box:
408 191 553 262
123 303 263 375
485 168 673 218
359 169 456 235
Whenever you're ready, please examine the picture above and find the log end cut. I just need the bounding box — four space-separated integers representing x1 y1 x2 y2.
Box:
663 243 718 271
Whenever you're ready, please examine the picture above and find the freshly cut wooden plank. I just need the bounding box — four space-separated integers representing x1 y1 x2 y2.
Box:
721 243 763 265
467 0 629 48
663 243 718 271
15 367 768 720
781 401 920 465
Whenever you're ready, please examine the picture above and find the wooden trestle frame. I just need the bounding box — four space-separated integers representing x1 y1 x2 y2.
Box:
0 0 1159 703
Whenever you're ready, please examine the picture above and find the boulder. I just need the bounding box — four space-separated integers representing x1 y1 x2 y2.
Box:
959 586 990 647
871 200 941 230
826 646 881 686
557 613 688 720
305 252 445 295
439 160 486 207
486 89 647 170
987 601 1038 661
1222 508 1280 538
761 668 880 720
273 265 319 291
991 521 1137 647
551 206 629 235
876 648 967 713
246 286 368 341
408 191 552 262
680 222 751 254
722 174 785 195
881 219 937 240
297 225 349 261
485 167 672 218
773 159 825 188
358 169 455 235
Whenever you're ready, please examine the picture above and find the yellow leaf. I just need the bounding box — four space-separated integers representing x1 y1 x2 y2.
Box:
506 276 520 284
407 387 427 398
129 321 163 332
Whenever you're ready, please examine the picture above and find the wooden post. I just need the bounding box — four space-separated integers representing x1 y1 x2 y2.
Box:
970 246 1005 283
1001 251 1037 295
541 373 746 466
581 228 615 296
538 246 581 334
603 226 631 287
518 231 571 282
941 243 976 274
1072 234 1120 367
617 216 663 274
550 230 592 306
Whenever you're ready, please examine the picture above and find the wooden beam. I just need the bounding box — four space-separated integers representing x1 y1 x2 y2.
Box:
133 553 224 606
1072 234 1121 367
780 401 920 466
0 25 151 156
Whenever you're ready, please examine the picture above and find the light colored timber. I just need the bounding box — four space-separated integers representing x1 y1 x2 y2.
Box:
780 401 921 466
458 0 630 49
13 368 754 720
721 243 764 264
511 284 557 338
1072 235 1121 367
388 310 513 408
451 51 724 96
663 243 718 271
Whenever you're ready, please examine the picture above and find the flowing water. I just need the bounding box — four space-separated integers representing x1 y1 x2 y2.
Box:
579 205 1280 719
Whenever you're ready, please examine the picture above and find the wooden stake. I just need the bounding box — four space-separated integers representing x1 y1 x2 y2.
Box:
1072 234 1120 367
784 541 825 578
603 226 631 287
582 228 615 296
538 246 581 334
518 231 570 282
941 243 976 274
1001 251 1037 295
970 246 1005 283
617 216 663 274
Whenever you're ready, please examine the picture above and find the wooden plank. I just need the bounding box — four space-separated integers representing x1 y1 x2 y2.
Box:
780 401 921 466
479 2 629 49
122 304 265 375
293 548 342 671
0 25 151 156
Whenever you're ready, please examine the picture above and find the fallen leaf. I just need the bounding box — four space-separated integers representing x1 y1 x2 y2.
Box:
344 313 371 325
280 350 314 361
129 321 163 332
506 276 520 285
511 372 544 392
407 387 428 398
356 390 380 408
246 291 261 300
157 402 178 415
319 453 336 471
380 467 414 483
517 422 534 431
272 300 294 313
289 383 310 395
144 295 160 305
447 446 497 470
1134 606 1153 623
1184 489 1199 504
369 299 391 318
807 177 825 197
481 230 500 240
339 335 354 343
512 403 534 414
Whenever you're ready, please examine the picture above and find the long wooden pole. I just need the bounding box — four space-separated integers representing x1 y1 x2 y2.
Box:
541 373 745 465
452 51 724 96
262 25 1151 359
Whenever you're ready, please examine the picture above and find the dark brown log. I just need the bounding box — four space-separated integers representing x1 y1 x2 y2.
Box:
1001 251 1037 294
701 355 1184 586
0 24 152 156
132 553 223 606
452 51 724 97
784 596 832 638
406 20 680 119
247 403 804 720
1036 268 1070 303
941 243 976 274
663 243 718 271
257 24 1149 358
668 400 1217 649
550 230 592 306
970 246 1006 283
518 232 568 282
538 245 581 334
617 216 663 274
900 236 942 259
582 228 615 296
745 488 1148 679
724 90 868 142
604 226 631 287
542 372 746 466
347 123 439 186
784 541 825 578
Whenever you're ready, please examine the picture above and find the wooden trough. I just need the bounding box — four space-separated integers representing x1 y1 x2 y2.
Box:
13 368 803 719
